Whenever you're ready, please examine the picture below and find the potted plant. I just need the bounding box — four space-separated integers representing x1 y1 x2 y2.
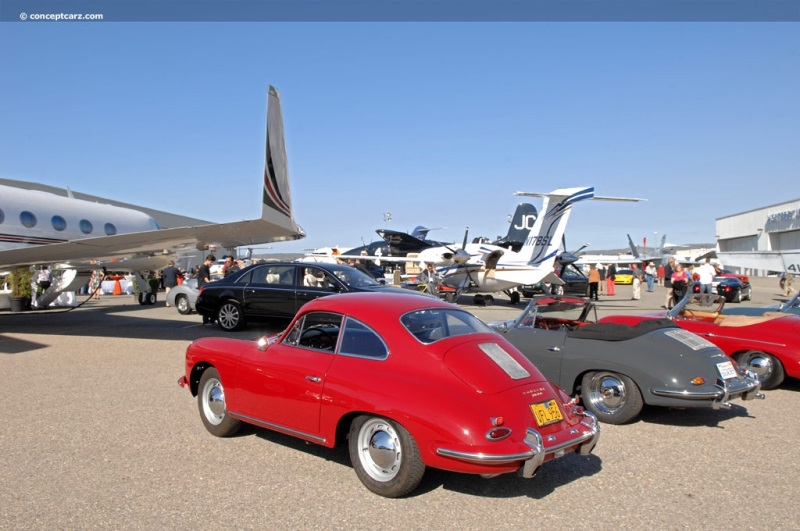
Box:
8 267 33 312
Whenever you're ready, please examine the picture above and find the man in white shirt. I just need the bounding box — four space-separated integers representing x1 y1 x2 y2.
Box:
697 258 717 306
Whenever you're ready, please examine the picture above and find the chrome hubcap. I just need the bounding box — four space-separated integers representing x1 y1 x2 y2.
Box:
588 372 626 414
202 377 226 425
177 297 189 312
358 418 401 482
743 353 773 380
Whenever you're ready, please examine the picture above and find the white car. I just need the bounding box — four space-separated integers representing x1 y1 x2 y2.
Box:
166 278 199 315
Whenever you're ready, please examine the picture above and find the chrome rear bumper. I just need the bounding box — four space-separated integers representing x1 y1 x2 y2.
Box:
651 370 765 409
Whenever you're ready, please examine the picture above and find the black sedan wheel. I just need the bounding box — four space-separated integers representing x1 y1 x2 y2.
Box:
736 350 785 390
217 300 245 331
176 294 192 315
348 415 425 498
581 371 643 425
197 367 241 437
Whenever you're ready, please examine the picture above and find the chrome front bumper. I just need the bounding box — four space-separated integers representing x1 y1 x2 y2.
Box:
651 370 765 409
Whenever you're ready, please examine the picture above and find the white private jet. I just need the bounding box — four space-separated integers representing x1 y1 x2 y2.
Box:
431 187 642 304
347 187 642 304
1 85 305 309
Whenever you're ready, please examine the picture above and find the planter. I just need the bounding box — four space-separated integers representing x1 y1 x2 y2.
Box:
9 296 31 312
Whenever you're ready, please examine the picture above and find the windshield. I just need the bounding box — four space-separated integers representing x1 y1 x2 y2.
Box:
512 297 591 328
331 267 381 288
401 308 495 343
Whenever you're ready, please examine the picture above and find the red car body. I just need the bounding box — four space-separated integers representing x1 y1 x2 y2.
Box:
180 292 599 497
599 294 800 390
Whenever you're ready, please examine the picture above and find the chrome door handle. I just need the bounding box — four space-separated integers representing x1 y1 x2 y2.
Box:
306 376 322 383
548 346 561 352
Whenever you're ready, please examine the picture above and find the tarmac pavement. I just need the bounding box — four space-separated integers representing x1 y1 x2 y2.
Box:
1 276 797 529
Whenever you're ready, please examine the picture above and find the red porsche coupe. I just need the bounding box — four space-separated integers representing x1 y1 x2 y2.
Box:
180 292 600 497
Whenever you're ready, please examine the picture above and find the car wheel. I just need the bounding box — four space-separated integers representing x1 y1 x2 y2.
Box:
176 294 192 315
580 371 643 425
734 290 742 303
735 351 785 390
443 292 456 303
217 300 245 331
197 367 241 437
348 415 426 498
510 291 521 305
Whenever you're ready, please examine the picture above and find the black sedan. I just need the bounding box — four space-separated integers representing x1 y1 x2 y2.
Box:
196 261 413 331
696 276 752 303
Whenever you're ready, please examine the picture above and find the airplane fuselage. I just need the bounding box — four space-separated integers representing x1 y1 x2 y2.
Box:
1 185 160 252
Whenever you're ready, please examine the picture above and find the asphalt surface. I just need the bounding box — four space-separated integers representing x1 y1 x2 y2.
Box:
2 276 798 529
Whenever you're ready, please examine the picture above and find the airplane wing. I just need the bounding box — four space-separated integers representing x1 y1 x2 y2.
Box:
0 86 304 271
717 251 800 273
376 229 441 253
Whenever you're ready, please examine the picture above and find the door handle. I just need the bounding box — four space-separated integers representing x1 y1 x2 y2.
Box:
306 376 322 383
548 346 561 352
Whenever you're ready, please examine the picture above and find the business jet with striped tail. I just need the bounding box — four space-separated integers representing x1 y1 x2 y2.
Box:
436 187 642 305
0 86 304 308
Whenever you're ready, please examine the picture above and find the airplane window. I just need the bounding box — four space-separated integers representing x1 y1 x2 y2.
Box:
79 219 93 234
20 211 37 228
0 208 4 224
51 215 67 232
104 223 117 236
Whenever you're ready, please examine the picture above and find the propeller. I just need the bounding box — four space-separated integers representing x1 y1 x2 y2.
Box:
442 227 472 264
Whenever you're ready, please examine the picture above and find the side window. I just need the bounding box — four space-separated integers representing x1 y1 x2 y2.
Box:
104 223 117 236
234 270 253 284
51 215 67 231
302 267 338 291
79 219 93 234
248 265 294 286
283 311 343 352
339 317 388 359
20 211 37 228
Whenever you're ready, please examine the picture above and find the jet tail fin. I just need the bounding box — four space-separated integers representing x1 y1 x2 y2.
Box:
262 86 297 231
627 234 640 258
502 203 538 248
515 187 595 267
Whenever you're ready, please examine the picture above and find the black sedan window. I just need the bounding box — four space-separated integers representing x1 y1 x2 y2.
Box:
253 265 295 286
339 318 388 360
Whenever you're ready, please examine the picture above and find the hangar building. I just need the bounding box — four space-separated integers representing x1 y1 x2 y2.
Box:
716 198 800 275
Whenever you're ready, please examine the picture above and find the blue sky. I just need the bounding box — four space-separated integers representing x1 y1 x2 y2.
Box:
2 23 798 254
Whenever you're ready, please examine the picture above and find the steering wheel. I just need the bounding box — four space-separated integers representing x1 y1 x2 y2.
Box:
300 328 335 350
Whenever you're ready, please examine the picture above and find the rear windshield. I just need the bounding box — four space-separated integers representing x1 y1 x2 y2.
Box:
401 308 494 344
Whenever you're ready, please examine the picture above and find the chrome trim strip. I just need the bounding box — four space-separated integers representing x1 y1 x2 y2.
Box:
229 412 327 444
435 448 534 464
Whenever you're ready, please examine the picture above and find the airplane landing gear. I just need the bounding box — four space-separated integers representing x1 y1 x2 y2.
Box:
473 294 494 306
508 291 521 305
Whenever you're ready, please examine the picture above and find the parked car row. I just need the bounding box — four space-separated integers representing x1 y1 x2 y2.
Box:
178 265 797 497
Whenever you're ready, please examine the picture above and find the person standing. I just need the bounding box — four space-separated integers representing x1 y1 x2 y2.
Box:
162 261 180 306
645 261 657 292
663 257 675 309
631 263 643 300
197 255 215 289
784 273 796 297
697 258 717 306
657 263 665 286
197 255 216 324
606 263 616 296
597 263 606 295
418 263 439 295
587 264 600 301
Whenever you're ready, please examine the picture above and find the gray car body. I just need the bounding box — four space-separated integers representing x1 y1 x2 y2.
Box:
490 296 760 410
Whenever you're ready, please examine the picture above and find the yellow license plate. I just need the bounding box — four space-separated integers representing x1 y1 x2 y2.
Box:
530 399 564 427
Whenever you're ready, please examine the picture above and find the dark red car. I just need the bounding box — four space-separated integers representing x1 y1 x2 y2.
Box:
179 292 600 497
600 292 800 390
